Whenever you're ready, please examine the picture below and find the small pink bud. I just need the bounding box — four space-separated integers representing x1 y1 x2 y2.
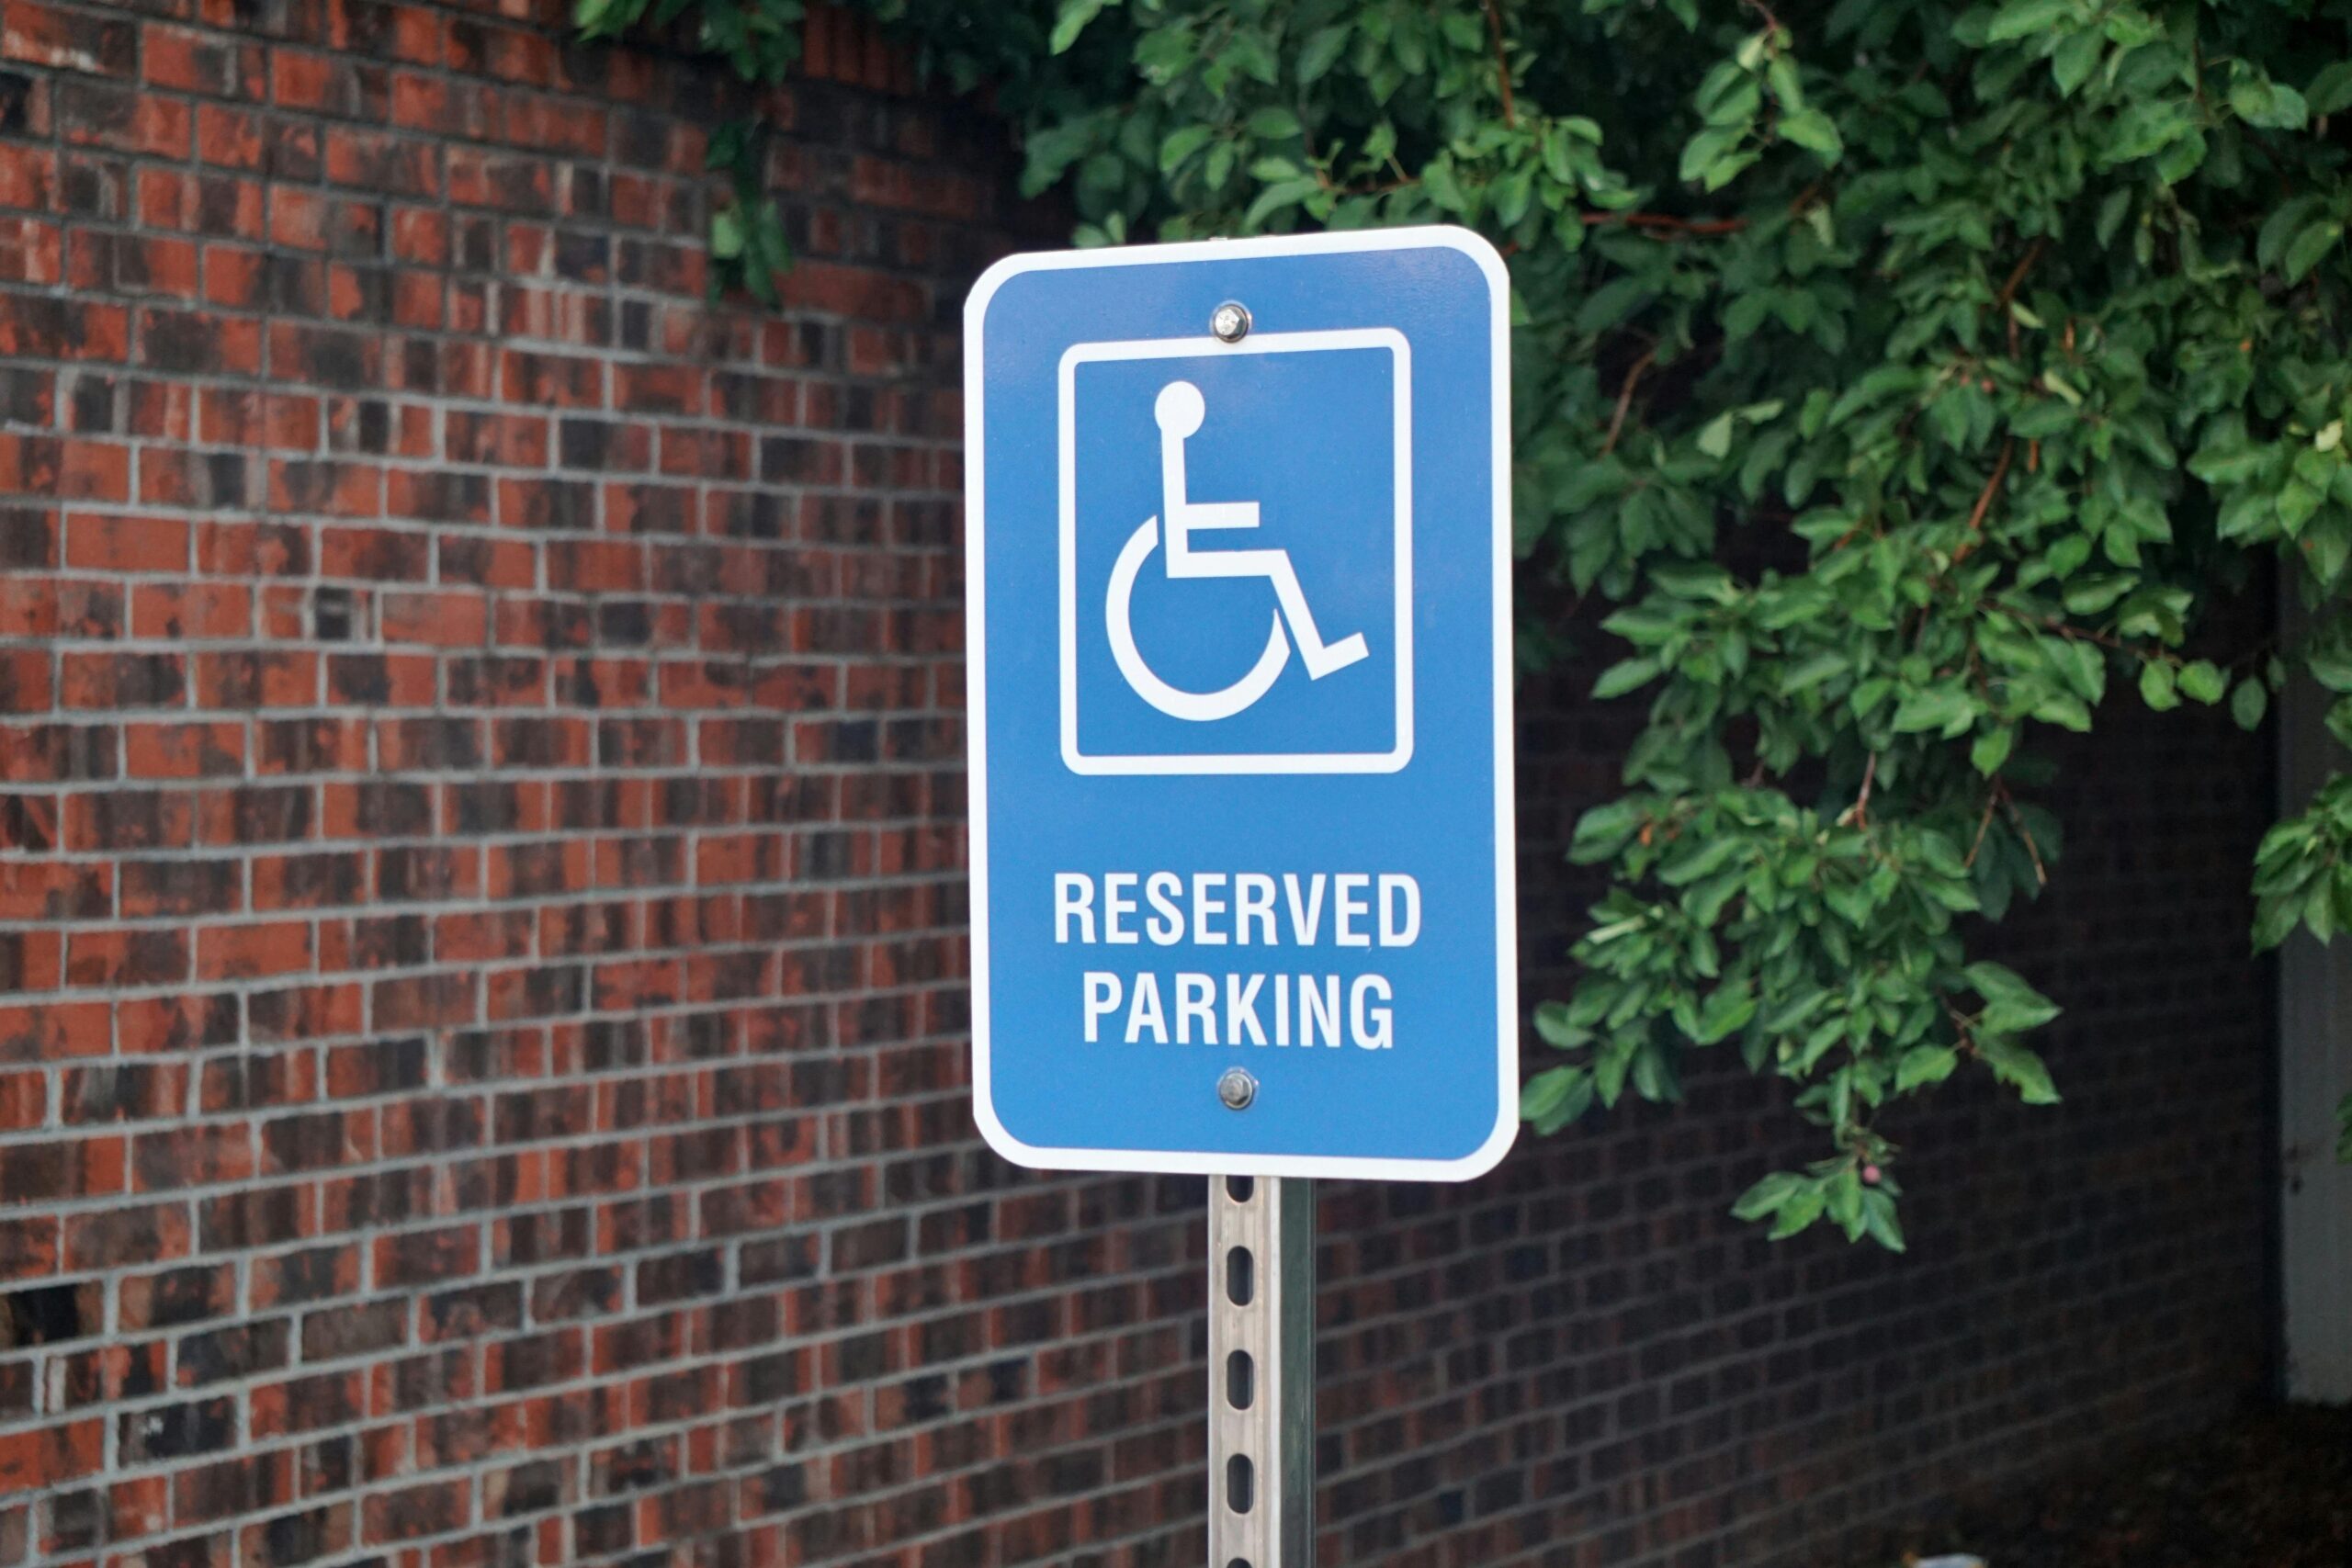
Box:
1861 1165 1883 1186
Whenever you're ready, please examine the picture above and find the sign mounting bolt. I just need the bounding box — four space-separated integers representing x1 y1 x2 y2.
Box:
1211 301 1251 343
1217 1067 1258 1111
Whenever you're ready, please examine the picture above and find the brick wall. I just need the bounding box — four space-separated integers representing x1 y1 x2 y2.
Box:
0 3 2275 1567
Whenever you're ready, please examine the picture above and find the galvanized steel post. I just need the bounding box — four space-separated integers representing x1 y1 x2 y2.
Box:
1207 1176 1314 1568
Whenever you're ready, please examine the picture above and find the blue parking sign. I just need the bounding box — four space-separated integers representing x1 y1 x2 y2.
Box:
964 228 1517 1180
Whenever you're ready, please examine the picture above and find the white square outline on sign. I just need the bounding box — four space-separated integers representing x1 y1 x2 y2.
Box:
1056 329 1413 776
963 226 1517 1184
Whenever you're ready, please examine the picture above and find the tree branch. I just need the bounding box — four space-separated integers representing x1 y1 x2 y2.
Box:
1838 750 1879 828
1965 781 2002 868
1482 0 1516 130
1998 237 2046 356
1584 211 1747 236
2008 794 2049 886
1600 348 1657 457
1995 238 2046 311
1951 437 2015 563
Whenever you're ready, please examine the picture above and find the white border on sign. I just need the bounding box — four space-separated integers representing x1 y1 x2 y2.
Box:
1057 328 1413 775
961 225 1519 1183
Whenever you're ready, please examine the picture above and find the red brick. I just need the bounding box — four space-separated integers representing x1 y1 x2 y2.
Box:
141 25 265 99
137 307 259 373
120 720 242 780
117 858 235 920
197 920 313 982
193 103 265 170
112 1473 172 1540
192 649 317 708
57 78 188 156
0 859 107 920
63 1202 191 1272
63 926 187 988
0 926 60 990
131 581 251 639
0 647 52 712
130 1123 254 1192
64 513 186 573
0 145 55 210
0 1071 43 1130
0 1001 108 1063
248 1370 364 1439
67 778 198 851
0 216 60 284
1 6 133 77
251 852 365 911
377 590 486 649
0 1421 100 1492
61 651 183 710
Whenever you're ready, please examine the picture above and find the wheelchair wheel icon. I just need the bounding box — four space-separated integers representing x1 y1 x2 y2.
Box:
1104 380 1368 724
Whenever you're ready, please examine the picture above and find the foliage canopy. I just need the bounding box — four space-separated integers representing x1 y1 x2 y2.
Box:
578 0 2352 1243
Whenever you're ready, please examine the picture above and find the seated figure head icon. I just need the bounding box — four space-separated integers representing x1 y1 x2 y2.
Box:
1154 380 1205 438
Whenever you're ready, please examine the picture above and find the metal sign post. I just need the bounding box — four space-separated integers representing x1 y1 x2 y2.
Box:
1208 1176 1314 1568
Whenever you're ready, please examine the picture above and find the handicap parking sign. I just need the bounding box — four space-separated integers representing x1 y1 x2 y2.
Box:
965 228 1517 1181
1064 330 1409 773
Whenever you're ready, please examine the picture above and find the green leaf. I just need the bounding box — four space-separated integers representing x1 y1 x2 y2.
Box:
1779 108 1843 163
2310 649 2352 693
1532 1000 1587 1049
1692 984 1757 1044
1984 0 2073 41
1296 25 1350 85
1861 1190 1906 1252
2096 187 2132 249
2233 677 2270 731
1592 658 1661 700
2231 73 2309 132
2051 29 2101 96
1892 687 1975 735
1781 652 1849 694
1660 834 1742 886
1965 961 2061 1033
1679 126 1743 186
2140 660 2178 712
1896 1046 1959 1092
1241 177 1319 230
1521 1066 1573 1120
1696 412 1736 459
1732 1171 1804 1222
2285 220 2343 285
1769 1184 1826 1238
2259 197 2326 271
1245 107 1302 141
2309 62 2352 117
1569 800 1647 864
1159 124 1214 174
1049 0 1105 55
1422 155 1468 213
2103 100 2191 166
1980 1038 2062 1104
1521 1066 1594 1134
709 206 747 260
2179 660 2227 704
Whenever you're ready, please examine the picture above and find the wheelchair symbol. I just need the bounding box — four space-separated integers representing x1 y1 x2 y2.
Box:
1104 380 1370 723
